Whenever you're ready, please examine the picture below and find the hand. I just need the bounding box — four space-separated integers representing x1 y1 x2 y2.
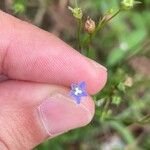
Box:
0 11 107 150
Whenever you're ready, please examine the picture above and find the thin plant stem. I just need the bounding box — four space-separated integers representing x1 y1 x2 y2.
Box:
87 33 93 58
75 0 78 7
77 19 82 51
139 114 150 124
110 121 135 144
85 9 121 53
107 9 121 22
97 9 121 33
100 98 111 121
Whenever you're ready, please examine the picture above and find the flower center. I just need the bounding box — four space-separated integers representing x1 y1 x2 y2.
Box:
74 87 82 95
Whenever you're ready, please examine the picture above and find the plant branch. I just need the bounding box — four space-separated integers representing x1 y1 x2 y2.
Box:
34 0 47 26
96 9 121 33
77 19 82 51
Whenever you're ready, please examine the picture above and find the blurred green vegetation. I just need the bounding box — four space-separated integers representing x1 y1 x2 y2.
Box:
1 0 150 149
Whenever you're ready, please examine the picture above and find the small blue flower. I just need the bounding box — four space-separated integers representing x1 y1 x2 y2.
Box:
70 81 88 104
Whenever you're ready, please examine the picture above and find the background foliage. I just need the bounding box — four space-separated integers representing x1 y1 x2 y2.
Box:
1 0 150 149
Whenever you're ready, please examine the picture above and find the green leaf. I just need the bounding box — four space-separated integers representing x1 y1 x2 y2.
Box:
117 82 126 92
68 6 83 19
106 47 126 67
112 96 122 106
110 121 135 144
13 0 26 14
106 29 147 67
121 0 141 10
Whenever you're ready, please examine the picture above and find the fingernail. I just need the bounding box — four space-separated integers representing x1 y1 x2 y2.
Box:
37 92 92 136
89 59 107 72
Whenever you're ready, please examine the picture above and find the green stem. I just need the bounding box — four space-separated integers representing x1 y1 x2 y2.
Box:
138 114 150 124
75 0 78 7
96 9 121 34
110 121 135 144
107 9 121 22
87 33 92 57
77 19 82 51
85 9 121 49
100 98 111 121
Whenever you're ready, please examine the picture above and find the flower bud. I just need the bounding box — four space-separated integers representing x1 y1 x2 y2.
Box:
101 14 112 23
124 76 133 87
13 2 25 14
121 0 141 10
101 9 114 23
85 17 96 34
68 6 83 19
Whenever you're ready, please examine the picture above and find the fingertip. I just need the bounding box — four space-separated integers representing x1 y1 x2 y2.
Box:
89 67 107 94
84 59 108 94
0 10 107 95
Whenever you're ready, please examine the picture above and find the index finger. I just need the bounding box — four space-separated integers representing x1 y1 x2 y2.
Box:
0 11 107 94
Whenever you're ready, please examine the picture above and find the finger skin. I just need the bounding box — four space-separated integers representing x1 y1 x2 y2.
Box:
0 11 107 94
0 80 94 149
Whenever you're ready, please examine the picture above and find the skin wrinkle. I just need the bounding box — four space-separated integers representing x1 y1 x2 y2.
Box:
0 79 95 149
0 116 14 150
0 75 8 82
9 123 25 150
0 10 108 149
0 95 40 149
0 81 52 149
0 13 15 76
18 51 83 85
0 112 26 150
1 41 10 76
0 11 107 94
0 137 9 150
0 109 38 150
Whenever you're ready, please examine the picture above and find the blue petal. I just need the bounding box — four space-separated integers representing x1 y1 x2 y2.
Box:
70 82 88 104
70 91 82 103
81 91 88 97
70 91 76 98
79 81 86 89
74 96 81 104
76 99 81 104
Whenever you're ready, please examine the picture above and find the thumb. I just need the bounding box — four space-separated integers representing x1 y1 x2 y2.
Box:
0 81 94 150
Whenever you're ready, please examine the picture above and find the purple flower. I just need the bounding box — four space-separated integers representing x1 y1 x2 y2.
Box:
70 82 88 104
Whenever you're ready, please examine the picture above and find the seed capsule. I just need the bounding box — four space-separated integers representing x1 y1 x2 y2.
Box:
85 17 96 34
